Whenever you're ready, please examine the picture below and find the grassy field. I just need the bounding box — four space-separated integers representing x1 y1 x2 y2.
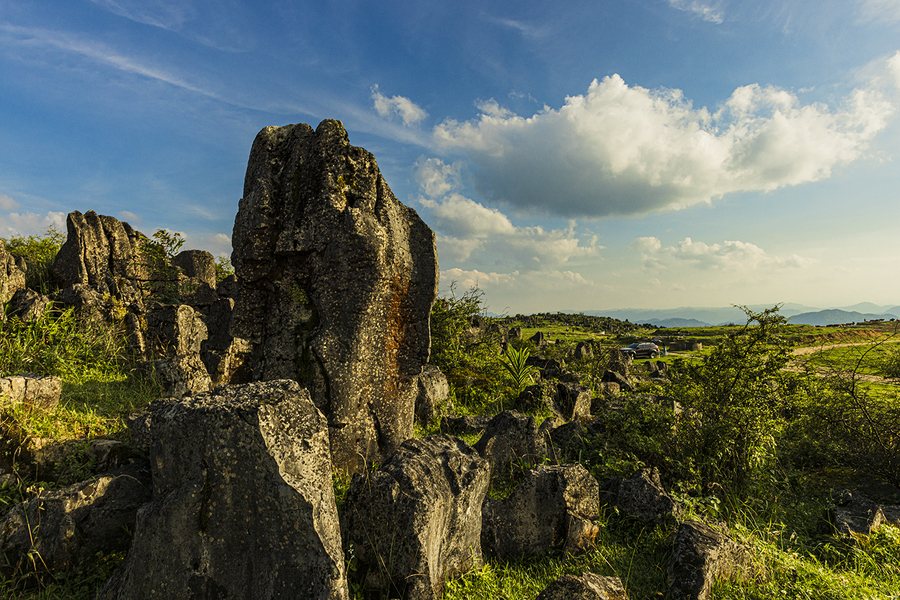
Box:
1 293 899 599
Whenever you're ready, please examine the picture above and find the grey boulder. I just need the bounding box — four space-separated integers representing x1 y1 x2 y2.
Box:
342 435 490 600
536 572 629 600
99 380 348 600
482 464 600 559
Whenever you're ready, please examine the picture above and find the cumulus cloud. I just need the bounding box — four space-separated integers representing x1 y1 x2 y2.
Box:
414 157 462 197
636 236 814 270
372 85 428 126
0 211 66 238
440 267 594 295
118 210 141 224
434 69 896 218
423 194 600 265
667 0 725 23
0 194 20 211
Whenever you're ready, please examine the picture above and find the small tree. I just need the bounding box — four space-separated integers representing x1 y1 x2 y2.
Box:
138 229 191 304
665 305 791 494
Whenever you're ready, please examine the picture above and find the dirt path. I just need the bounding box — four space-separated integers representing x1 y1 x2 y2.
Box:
789 340 900 384
791 339 900 356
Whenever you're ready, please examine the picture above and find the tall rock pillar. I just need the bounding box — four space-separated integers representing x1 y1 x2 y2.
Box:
231 119 439 472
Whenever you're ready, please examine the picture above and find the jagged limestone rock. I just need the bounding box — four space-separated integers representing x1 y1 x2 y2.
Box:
342 435 489 600
50 210 148 305
0 461 151 576
482 464 600 559
98 380 348 600
231 119 439 472
0 244 26 305
536 572 629 600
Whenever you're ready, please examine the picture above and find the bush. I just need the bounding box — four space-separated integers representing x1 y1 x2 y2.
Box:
2 225 66 294
429 285 507 414
664 306 792 494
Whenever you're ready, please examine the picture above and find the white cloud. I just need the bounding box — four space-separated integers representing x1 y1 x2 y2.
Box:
422 194 600 265
667 0 725 24
372 85 428 126
118 210 141 224
414 157 461 197
858 0 900 22
0 194 20 211
0 211 66 238
638 236 815 270
434 69 896 219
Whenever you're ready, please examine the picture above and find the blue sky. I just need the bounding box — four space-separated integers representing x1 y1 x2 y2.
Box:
2 0 899 314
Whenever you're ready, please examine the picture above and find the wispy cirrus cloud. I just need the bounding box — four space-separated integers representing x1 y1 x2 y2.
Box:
666 0 725 24
88 0 253 52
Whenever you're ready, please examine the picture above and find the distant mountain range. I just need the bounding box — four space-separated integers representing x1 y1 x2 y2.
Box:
577 303 900 327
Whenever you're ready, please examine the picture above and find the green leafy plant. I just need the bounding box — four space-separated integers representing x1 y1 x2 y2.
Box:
498 345 538 395
137 229 192 304
2 225 66 295
214 255 234 283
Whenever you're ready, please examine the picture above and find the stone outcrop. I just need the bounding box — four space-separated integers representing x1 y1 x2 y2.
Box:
0 374 62 410
231 119 439 472
600 468 682 524
342 435 490 600
536 572 629 600
482 464 600 559
50 210 148 305
667 521 751 600
0 244 26 305
827 489 888 536
473 411 547 479
99 380 348 600
0 460 151 576
553 382 592 421
6 288 51 322
415 364 450 426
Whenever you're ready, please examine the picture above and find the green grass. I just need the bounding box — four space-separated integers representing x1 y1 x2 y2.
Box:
0 304 160 598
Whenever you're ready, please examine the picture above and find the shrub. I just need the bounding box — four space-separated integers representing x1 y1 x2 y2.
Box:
137 229 192 304
664 306 792 494
2 225 66 294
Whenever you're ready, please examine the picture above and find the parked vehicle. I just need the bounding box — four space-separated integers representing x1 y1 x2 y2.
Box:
620 342 659 359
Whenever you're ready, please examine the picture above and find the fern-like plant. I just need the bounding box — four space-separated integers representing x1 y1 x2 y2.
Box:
499 345 538 395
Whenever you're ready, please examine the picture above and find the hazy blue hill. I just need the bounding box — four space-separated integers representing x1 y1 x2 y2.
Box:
654 318 711 328
788 309 898 326
587 304 820 326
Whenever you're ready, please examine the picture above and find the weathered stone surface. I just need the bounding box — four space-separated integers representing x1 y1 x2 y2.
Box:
482 464 600 559
601 369 634 393
473 411 546 478
574 341 594 361
50 210 147 304
667 521 751 600
0 460 151 576
600 468 682 524
6 288 51 322
536 572 629 600
171 249 216 288
145 302 207 357
827 489 887 536
342 435 489 600
231 119 439 472
141 353 212 399
52 283 112 324
99 380 348 600
0 244 26 305
553 382 592 421
415 364 450 426
0 374 62 410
